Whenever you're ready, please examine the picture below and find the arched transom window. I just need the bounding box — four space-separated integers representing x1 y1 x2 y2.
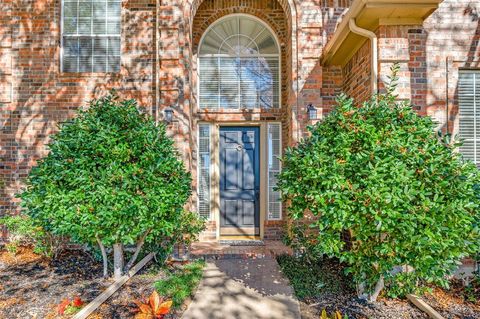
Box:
198 15 280 109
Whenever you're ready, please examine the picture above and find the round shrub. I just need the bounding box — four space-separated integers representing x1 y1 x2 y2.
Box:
20 93 200 277
278 69 480 301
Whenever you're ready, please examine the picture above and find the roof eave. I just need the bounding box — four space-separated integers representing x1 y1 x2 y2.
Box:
321 0 443 67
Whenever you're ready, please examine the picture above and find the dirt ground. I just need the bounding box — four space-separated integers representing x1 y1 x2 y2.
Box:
0 247 187 319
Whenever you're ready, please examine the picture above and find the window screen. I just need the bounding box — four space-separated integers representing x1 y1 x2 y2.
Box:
459 71 480 166
62 0 121 73
198 16 280 109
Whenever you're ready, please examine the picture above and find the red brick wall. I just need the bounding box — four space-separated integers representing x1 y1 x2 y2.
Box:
342 40 372 104
296 0 349 133
424 0 480 135
377 25 427 110
2 0 480 241
1 0 157 213
375 0 480 135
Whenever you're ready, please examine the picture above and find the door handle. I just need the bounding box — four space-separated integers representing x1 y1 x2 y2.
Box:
255 189 260 200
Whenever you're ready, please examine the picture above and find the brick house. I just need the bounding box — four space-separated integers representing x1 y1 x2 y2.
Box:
1 0 479 241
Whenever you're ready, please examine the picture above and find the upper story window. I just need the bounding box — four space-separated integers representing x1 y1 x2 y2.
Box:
459 70 480 166
198 15 281 109
61 0 121 73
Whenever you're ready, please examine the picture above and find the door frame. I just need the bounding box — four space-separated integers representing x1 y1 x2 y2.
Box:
211 122 268 240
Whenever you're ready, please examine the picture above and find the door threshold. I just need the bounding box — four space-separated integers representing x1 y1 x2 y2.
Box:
218 239 264 246
219 235 261 241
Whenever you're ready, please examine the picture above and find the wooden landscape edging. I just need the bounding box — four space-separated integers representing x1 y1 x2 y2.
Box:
73 252 155 319
406 294 445 319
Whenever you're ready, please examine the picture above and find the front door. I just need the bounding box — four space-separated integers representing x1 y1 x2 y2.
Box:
219 127 260 237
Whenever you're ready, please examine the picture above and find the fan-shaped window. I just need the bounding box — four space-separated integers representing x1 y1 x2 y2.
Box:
198 15 280 109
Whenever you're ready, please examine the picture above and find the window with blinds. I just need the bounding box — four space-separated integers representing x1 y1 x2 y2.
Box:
61 0 121 73
198 124 211 220
198 15 281 109
459 71 480 166
268 123 282 220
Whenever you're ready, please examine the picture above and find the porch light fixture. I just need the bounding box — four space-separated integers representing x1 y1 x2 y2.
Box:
307 104 317 120
164 107 174 124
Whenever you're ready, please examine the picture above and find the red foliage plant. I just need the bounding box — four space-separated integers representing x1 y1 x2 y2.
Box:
57 296 85 315
134 291 172 319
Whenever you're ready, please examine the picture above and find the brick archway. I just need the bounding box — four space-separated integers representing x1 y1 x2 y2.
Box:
182 0 300 143
181 0 299 240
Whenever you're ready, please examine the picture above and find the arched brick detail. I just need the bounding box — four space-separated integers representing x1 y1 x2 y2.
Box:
191 4 289 110
182 0 299 142
192 7 287 53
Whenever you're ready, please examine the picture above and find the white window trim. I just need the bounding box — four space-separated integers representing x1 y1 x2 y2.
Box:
196 14 282 110
60 0 122 73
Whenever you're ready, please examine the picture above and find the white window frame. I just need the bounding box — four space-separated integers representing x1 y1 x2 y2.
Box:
197 14 282 110
60 0 122 73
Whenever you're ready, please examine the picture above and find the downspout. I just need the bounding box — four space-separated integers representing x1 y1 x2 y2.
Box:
349 18 378 95
155 0 160 123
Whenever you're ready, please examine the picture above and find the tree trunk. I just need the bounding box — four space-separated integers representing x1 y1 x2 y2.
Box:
124 229 150 273
113 243 124 280
357 276 385 302
96 235 109 278
357 281 368 300
369 275 385 302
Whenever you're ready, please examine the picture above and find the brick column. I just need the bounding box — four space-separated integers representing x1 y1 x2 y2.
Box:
158 1 193 168
377 24 427 110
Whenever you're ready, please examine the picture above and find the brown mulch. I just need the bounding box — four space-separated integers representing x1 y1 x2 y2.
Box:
422 284 480 319
290 257 479 319
300 291 429 319
0 247 178 319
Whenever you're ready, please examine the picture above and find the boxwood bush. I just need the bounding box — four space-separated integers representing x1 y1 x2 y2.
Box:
20 93 202 278
277 66 480 301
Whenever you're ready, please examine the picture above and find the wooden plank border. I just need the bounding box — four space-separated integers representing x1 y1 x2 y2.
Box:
406 294 445 319
73 253 155 319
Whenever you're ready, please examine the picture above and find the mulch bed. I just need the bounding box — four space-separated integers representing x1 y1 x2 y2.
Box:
0 247 186 319
298 281 429 319
300 290 479 319
277 255 480 319
301 286 480 319
423 284 480 319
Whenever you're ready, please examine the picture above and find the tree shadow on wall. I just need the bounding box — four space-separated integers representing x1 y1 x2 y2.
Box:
0 0 180 217
411 0 480 135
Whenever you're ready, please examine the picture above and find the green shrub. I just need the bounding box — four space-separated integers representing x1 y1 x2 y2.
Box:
277 65 480 301
0 215 64 257
20 93 202 278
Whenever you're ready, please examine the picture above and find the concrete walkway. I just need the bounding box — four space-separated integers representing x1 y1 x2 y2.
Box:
182 258 301 319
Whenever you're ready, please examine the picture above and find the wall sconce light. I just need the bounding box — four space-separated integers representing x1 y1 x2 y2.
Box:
307 103 317 120
164 107 174 124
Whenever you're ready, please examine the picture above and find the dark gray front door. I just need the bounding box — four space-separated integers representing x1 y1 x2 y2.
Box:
220 127 260 236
